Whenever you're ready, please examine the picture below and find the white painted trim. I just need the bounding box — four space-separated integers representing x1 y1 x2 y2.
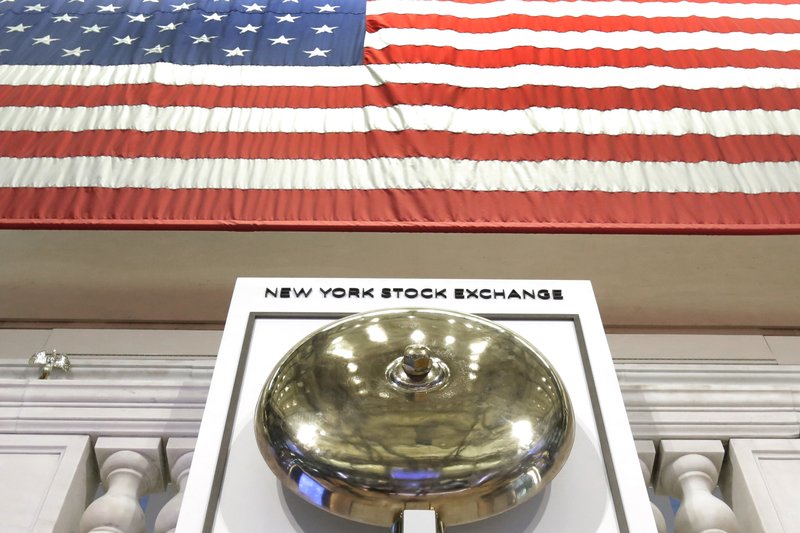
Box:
0 434 96 533
725 439 800 533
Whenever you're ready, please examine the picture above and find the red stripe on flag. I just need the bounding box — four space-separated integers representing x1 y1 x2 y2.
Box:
365 45 800 69
3 130 799 164
3 84 798 112
367 14 800 34
427 0 800 4
1 187 798 234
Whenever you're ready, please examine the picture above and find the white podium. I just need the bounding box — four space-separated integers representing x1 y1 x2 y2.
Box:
178 278 655 533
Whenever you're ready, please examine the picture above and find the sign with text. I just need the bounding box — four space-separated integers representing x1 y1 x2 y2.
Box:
264 284 564 301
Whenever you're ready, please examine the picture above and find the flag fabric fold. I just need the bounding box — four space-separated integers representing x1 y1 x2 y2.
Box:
0 0 799 233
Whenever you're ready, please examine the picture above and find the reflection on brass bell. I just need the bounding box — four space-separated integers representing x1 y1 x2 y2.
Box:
255 308 574 531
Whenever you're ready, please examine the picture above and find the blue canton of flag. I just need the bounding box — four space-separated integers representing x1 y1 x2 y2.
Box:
0 0 366 65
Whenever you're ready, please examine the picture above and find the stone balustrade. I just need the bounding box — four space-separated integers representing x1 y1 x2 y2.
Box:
2 356 797 532
80 438 165 533
636 440 667 533
65 436 755 533
655 440 739 533
155 439 196 533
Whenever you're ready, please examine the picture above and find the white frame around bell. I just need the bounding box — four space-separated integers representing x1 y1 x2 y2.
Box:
178 278 656 533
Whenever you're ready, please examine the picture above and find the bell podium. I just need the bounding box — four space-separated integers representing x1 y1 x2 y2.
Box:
178 278 655 532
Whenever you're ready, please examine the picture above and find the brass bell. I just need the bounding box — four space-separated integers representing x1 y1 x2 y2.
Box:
254 308 574 531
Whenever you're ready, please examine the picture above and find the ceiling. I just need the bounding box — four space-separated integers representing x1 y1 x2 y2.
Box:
0 230 797 331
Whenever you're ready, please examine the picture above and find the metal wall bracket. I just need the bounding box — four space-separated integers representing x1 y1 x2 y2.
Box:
28 349 71 379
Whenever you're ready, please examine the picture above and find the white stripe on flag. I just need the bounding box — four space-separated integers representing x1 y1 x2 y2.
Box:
3 104 800 136
2 156 799 194
365 29 800 52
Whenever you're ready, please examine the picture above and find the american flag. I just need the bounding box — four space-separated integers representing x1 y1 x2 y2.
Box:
1 0 799 232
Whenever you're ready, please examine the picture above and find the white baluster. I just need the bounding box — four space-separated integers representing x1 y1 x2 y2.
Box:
155 438 196 533
636 441 667 533
80 438 164 533
657 440 739 533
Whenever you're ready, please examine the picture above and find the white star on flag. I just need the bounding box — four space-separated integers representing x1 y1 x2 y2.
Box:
268 35 294 45
242 2 264 12
0 0 15 4
236 24 260 33
32 34 59 45
223 46 250 57
304 47 330 57
127 14 150 22
314 4 338 12
275 13 299 23
0 48 9 53
190 34 216 44
81 24 107 33
171 2 194 11
158 22 182 31
144 44 169 55
311 25 336 34
223 47 249 57
62 46 88 56
6 23 32 32
113 35 138 45
23 4 48 12
202 13 226 21
96 4 121 12
52 13 78 22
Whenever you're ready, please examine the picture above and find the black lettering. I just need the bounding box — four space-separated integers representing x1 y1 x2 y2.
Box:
493 289 506 299
479 289 492 299
508 289 521 299
523 289 536 299
553 289 564 300
363 288 374 298
455 289 464 299
265 287 279 298
466 288 479 299
332 287 346 298
537 289 551 300
405 288 418 298
293 287 312 298
320 287 333 298
381 288 391 298
420 288 433 299
349 288 360 298
392 288 404 298
435 288 447 298
280 287 291 298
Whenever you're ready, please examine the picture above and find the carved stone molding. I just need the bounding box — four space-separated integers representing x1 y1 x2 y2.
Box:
2 358 799 442
0 357 213 438
617 363 800 441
